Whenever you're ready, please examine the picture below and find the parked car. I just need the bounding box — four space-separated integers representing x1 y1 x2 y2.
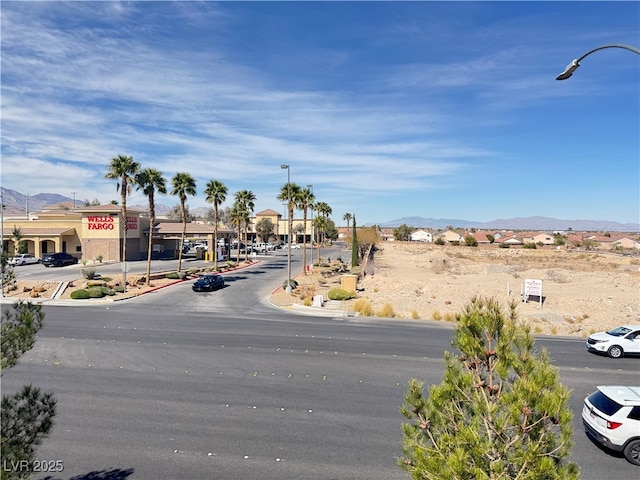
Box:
283 243 301 250
8 254 41 266
582 385 640 465
192 273 224 292
586 325 640 358
42 252 79 267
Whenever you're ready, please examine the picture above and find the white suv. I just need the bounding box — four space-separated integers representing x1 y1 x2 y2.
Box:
582 386 640 465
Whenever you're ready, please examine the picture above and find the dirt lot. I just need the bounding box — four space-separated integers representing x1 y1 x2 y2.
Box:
273 242 639 337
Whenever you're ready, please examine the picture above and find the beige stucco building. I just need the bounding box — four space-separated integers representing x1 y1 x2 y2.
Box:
1 205 317 263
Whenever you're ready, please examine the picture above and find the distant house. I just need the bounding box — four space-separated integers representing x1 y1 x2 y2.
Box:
523 232 555 245
496 235 523 246
379 228 395 241
469 230 493 244
612 236 640 250
410 229 432 242
436 230 465 244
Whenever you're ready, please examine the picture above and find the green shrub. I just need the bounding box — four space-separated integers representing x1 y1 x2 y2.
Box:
70 289 90 300
100 286 115 296
328 288 355 301
282 279 299 290
524 242 537 249
166 272 180 279
102 276 112 282
87 281 105 287
82 268 97 280
114 285 125 293
87 287 106 298
186 268 200 276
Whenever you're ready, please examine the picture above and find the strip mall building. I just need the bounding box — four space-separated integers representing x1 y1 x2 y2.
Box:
1 204 314 262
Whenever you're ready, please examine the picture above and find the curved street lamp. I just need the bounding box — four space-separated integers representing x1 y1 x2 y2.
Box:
556 44 640 80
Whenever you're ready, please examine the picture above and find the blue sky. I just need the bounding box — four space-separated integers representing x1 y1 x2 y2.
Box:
1 1 638 226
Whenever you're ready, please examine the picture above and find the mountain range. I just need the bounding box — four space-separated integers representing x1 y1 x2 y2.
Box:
1 187 638 232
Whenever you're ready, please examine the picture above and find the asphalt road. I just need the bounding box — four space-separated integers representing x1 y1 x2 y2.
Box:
2 247 639 480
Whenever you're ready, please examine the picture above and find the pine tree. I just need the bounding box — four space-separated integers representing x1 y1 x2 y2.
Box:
400 296 579 480
1 301 57 480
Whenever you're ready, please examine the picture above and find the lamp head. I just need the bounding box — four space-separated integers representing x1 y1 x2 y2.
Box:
280 164 289 169
556 59 580 80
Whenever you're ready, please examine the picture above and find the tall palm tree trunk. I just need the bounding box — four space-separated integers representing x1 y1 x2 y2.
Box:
213 205 219 271
177 200 186 272
302 210 308 275
146 195 155 286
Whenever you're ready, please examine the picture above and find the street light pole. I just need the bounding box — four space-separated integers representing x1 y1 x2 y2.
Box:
281 164 292 294
307 184 313 268
556 44 640 80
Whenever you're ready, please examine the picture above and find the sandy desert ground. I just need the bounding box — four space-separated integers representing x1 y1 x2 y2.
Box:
349 242 639 337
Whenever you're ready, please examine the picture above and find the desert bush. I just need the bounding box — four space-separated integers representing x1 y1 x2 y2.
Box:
350 265 362 276
87 287 106 298
411 310 419 320
166 272 180 279
186 268 200 276
499 242 510 248
443 312 456 322
114 285 125 293
353 299 374 316
95 255 103 263
101 276 112 282
100 286 115 296
282 279 299 291
376 303 395 318
523 242 537 249
303 297 313 307
82 268 97 280
546 269 568 283
70 289 90 300
328 288 354 301
432 310 442 321
296 284 316 302
86 281 105 287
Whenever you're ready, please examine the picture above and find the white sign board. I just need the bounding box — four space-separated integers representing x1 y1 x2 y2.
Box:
524 279 542 297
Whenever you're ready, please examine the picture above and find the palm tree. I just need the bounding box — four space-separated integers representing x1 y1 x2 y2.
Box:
204 180 228 270
297 186 315 275
277 182 302 244
343 212 353 231
229 201 248 265
312 215 327 263
315 201 332 245
105 154 140 264
234 190 256 262
170 172 196 272
135 168 167 286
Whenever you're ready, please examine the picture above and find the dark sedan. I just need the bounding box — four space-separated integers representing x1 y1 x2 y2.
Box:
42 252 79 267
192 273 224 292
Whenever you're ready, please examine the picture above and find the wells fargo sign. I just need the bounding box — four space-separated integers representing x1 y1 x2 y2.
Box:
126 216 138 231
86 215 138 231
87 215 115 230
